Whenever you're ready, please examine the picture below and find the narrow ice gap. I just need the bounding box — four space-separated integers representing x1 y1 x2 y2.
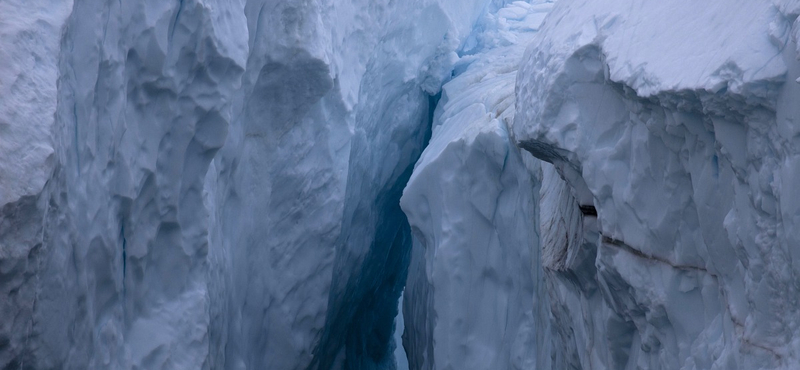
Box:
393 290 409 370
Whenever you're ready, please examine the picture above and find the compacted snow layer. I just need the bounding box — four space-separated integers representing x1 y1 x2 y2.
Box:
514 0 800 368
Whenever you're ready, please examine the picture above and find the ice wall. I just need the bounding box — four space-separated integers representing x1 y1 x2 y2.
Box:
205 0 497 369
400 3 551 369
7 0 800 369
0 0 73 368
44 1 246 369
0 0 497 369
513 0 800 368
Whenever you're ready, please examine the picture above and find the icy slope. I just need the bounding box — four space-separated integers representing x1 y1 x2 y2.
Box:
400 3 551 369
514 0 800 368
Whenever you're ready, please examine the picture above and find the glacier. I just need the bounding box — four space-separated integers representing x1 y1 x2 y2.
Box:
3 0 800 369
513 0 800 368
400 2 550 369
1 0 507 368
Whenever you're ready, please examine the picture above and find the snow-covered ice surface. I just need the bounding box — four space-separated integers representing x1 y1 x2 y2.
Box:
514 0 800 368
400 2 551 369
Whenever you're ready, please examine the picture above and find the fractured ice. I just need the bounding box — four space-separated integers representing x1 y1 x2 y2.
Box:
4 0 800 369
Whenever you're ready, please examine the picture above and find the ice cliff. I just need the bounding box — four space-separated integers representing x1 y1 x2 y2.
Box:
400 3 549 369
1 0 503 368
4 0 800 369
403 0 800 368
513 0 800 368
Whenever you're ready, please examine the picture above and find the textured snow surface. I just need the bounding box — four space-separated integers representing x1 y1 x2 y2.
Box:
513 0 800 368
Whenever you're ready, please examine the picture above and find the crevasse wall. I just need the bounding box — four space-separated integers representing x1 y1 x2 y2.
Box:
204 0 499 369
401 0 800 369
0 0 73 368
0 0 500 369
400 3 551 370
42 1 247 369
513 0 800 368
7 0 800 369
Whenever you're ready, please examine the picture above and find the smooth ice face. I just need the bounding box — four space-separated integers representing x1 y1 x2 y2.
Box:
514 0 800 368
400 3 551 369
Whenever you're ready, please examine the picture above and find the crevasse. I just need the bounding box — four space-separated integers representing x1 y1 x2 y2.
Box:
0 0 509 369
5 0 800 369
